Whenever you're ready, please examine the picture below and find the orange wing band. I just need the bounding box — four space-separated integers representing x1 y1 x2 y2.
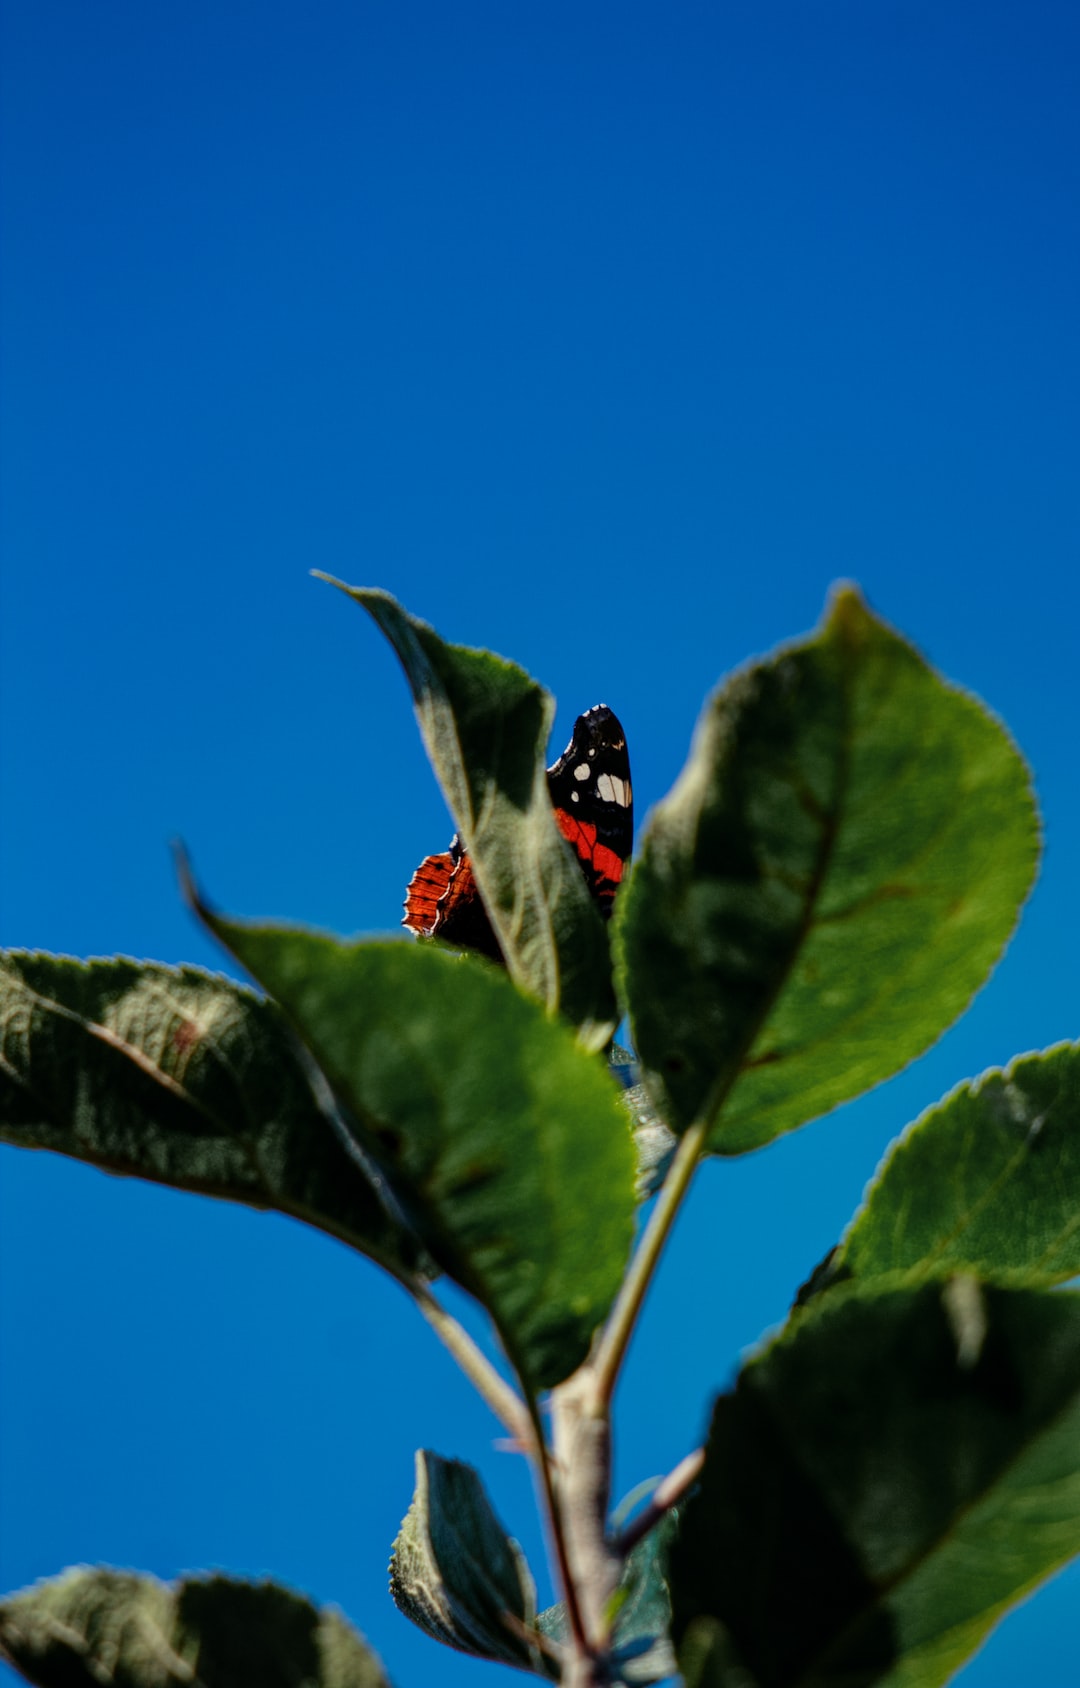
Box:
403 851 455 934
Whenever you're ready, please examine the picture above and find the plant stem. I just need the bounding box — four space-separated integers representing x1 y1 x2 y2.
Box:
527 1393 592 1661
409 1282 595 1664
408 1279 533 1448
551 1374 621 1651
589 1120 706 1407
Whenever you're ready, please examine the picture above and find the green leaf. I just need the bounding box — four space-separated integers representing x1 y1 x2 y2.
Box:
0 951 417 1276
839 1041 1080 1291
536 1507 678 1685
670 1282 1080 1688
607 1512 679 1684
677 1619 748 1688
198 922 635 1394
319 578 613 1034
0 1567 389 1688
615 586 1038 1150
389 1450 542 1672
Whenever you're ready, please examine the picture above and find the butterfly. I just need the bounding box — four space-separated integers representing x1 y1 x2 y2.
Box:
403 704 633 962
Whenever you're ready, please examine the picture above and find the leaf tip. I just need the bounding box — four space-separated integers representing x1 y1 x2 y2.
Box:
824 580 872 647
172 843 226 953
171 839 200 913
312 569 364 603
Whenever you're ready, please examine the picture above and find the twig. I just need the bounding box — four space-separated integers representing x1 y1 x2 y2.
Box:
610 1446 705 1558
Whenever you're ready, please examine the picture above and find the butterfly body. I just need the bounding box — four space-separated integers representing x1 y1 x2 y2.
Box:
403 704 632 961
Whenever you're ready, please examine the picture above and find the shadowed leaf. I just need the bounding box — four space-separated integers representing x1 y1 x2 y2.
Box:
537 1507 679 1685
0 1567 389 1688
678 1619 751 1688
0 952 417 1276
671 1283 1080 1687
390 1451 542 1672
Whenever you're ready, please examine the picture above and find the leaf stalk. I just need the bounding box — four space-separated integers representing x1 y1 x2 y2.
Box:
589 1121 707 1407
610 1445 705 1558
409 1280 534 1449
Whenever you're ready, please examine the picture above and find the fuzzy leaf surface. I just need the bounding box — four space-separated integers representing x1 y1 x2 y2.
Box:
670 1283 1080 1687
202 923 635 1393
320 579 613 1031
615 588 1037 1149
390 1451 541 1671
0 952 416 1274
0 1567 389 1688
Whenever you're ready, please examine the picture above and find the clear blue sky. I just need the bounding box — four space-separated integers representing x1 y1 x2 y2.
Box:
2 3 1078 1683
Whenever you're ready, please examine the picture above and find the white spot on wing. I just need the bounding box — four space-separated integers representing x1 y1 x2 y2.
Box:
571 790 579 802
596 774 631 806
574 762 591 781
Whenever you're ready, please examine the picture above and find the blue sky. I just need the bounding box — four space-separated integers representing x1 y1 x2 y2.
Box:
2 2 1079 1683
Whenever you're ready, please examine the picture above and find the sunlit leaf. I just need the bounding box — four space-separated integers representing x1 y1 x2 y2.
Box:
840 1041 1080 1290
199 921 635 1393
616 587 1037 1150
319 579 614 1033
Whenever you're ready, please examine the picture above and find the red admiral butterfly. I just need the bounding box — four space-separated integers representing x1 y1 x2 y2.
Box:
403 704 633 963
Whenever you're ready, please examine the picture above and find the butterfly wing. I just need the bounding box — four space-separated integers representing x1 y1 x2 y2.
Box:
402 836 504 961
546 704 633 916
402 704 632 957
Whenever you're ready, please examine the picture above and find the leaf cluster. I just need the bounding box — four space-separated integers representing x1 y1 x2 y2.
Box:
2 580 1075 1688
